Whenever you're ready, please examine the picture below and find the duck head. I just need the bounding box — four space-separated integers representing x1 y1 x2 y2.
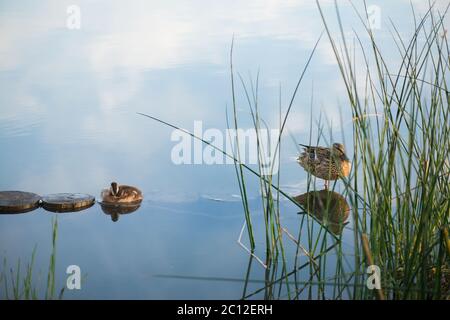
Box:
332 143 345 153
332 143 349 160
111 182 120 197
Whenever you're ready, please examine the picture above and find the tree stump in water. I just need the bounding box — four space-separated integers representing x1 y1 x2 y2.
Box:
0 191 41 214
41 193 95 213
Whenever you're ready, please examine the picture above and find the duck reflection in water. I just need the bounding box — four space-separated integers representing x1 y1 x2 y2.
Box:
100 202 141 222
294 190 350 235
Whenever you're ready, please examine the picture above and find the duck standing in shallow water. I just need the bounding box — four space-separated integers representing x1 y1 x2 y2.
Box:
297 143 351 189
101 182 143 204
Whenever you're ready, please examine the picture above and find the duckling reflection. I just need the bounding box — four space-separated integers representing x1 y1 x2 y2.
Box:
99 202 141 222
294 190 350 235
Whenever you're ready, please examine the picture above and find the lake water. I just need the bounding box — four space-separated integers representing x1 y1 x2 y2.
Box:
0 0 445 299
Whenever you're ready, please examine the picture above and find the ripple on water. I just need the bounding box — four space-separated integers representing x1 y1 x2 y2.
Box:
0 113 43 138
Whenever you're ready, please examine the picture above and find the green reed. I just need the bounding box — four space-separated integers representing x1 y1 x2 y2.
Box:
227 0 450 299
316 0 450 299
0 217 64 300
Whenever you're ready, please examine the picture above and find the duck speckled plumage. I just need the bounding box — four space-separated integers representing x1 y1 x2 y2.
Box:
297 143 351 189
101 182 143 204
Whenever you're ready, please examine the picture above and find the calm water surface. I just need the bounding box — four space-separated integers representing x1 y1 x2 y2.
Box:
0 0 441 299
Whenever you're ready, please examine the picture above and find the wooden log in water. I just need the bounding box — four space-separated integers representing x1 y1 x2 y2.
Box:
0 191 41 214
41 193 95 213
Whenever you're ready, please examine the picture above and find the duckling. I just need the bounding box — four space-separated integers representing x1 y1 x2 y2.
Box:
297 143 351 189
101 182 143 204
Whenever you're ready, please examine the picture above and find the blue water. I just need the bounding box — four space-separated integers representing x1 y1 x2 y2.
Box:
0 0 443 299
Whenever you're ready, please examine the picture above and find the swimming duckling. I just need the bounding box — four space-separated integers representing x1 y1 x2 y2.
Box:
297 143 351 189
101 182 143 204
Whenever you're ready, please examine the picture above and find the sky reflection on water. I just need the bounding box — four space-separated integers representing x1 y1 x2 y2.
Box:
0 0 446 299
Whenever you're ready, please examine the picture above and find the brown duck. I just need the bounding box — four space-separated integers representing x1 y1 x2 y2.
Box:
297 143 351 189
101 182 143 204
